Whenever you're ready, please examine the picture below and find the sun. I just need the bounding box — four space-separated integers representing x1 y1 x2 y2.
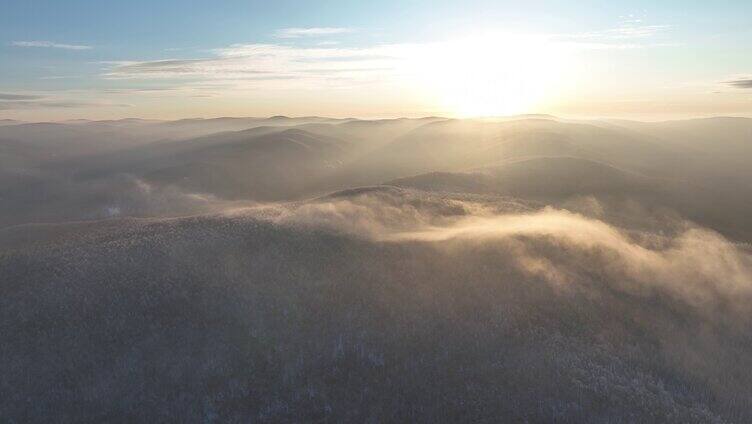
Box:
411 32 570 117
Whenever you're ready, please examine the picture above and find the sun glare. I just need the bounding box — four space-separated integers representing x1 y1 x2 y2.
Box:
412 33 570 117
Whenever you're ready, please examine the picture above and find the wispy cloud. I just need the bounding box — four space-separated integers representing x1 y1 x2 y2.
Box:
104 58 222 76
0 100 129 110
724 78 752 89
102 87 178 94
39 75 82 80
574 24 671 40
98 22 672 97
0 93 44 100
554 18 673 50
103 43 408 90
0 92 128 110
11 40 92 50
274 27 354 38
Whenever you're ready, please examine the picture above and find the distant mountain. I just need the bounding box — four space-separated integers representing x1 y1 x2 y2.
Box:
2 115 752 238
0 117 352 165
389 156 663 200
336 118 696 183
298 117 448 152
0 122 148 164
142 128 353 199
614 117 752 166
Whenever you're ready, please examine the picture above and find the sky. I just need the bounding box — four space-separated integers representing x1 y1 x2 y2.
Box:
1 0 751 121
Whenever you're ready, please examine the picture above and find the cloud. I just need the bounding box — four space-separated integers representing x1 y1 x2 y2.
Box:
99 59 201 77
0 93 44 100
274 27 354 38
0 91 131 110
0 92 95 109
102 43 409 90
554 20 673 50
292 54 395 63
39 75 81 80
724 78 752 89
101 26 672 95
587 15 671 40
578 24 671 40
11 40 92 50
102 87 178 94
0 99 130 110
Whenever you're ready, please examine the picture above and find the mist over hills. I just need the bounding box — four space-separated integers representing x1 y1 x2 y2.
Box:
2 115 752 422
2 115 751 238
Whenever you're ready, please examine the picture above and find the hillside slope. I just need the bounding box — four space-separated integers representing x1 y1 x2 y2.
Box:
2 189 752 422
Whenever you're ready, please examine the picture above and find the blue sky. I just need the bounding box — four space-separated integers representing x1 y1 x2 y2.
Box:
1 0 751 120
